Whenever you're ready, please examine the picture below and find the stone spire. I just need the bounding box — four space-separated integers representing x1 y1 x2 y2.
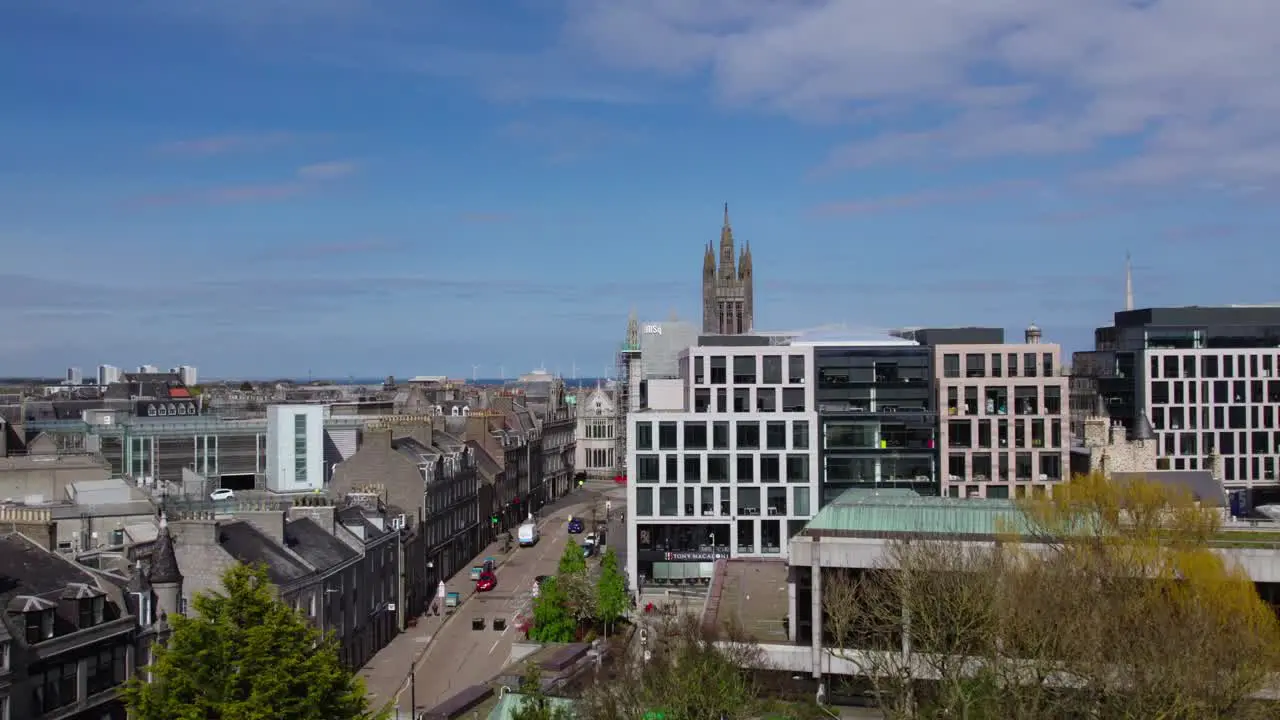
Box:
626 307 639 348
718 202 736 280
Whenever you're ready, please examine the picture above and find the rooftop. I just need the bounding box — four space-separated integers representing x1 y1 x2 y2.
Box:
800 487 1280 548
285 516 360 568
217 521 311 585
704 559 790 643
802 488 1031 538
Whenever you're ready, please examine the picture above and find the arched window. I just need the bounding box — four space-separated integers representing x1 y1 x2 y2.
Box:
147 405 157 417
461 406 470 416
157 404 167 416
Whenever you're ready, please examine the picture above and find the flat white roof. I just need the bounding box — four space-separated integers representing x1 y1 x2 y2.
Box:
788 329 918 347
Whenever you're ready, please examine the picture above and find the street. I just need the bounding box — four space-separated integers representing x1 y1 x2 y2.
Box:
406 512 574 709
402 484 627 713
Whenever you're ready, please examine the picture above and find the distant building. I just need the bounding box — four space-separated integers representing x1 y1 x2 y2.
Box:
171 365 198 387
137 365 158 374
575 385 616 479
65 367 82 385
266 404 326 493
701 204 754 335
96 364 121 386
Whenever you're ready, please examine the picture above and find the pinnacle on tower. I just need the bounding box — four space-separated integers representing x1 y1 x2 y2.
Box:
1124 252 1134 311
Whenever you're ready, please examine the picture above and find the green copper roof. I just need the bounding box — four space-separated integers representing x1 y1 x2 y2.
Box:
804 488 1033 537
490 693 577 720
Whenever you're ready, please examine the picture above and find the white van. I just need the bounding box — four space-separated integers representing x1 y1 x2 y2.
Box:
517 522 539 547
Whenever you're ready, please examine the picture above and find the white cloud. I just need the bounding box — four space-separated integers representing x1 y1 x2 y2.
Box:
559 0 1280 186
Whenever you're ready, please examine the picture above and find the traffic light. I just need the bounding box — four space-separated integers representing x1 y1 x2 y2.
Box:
490 514 499 525
577 478 584 488
513 496 521 505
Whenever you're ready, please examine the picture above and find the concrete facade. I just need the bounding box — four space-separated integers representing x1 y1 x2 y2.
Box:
265 404 325 492
934 340 1070 498
626 342 818 591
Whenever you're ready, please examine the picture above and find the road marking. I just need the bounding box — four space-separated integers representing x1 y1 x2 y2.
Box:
489 639 502 654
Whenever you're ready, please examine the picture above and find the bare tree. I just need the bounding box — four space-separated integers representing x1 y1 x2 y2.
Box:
576 614 772 720
822 473 1280 720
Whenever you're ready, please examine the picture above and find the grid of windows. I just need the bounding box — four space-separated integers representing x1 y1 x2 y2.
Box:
632 417 815 536
1146 349 1280 483
688 352 809 414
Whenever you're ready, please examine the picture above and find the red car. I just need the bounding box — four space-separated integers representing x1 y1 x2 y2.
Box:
476 571 497 593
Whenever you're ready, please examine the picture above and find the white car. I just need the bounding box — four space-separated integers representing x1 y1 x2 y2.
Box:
210 488 235 501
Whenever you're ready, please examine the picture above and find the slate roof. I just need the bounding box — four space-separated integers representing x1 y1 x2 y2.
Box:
1112 470 1227 507
467 440 503 479
217 521 312 585
339 505 394 535
285 517 359 569
0 533 115 642
150 522 183 584
391 436 439 465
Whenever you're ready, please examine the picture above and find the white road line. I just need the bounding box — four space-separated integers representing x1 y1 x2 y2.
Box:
489 639 502 654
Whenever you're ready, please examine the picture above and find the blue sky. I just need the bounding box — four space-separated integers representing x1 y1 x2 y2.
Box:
3 1 1279 379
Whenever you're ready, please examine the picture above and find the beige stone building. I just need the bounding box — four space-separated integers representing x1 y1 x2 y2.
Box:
934 327 1070 499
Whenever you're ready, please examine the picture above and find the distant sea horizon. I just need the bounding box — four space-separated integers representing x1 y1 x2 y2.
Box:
207 376 611 388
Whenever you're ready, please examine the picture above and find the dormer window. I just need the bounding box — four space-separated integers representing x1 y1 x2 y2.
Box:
25 609 54 644
147 404 157 417
79 597 105 628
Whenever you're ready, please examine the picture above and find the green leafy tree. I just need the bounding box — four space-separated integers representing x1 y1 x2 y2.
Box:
528 576 578 643
511 664 575 720
238 381 254 391
558 540 587 575
595 547 629 632
124 564 385 720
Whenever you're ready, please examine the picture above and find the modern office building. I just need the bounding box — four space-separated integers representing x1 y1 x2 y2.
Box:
1073 307 1280 492
65 367 83 385
912 325 1070 499
137 365 158 374
813 333 937 504
625 333 819 590
266 404 326 493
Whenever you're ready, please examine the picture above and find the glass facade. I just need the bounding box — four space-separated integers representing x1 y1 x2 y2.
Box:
293 413 308 483
815 346 937 502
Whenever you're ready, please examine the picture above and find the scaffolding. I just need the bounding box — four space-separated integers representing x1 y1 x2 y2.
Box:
613 311 642 480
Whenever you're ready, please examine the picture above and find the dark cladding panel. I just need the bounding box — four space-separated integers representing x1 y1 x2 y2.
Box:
909 327 1005 346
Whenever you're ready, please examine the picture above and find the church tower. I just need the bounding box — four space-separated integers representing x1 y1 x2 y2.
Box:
701 204 754 334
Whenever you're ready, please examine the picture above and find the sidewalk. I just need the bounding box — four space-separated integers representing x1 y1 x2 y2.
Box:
358 491 595 710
